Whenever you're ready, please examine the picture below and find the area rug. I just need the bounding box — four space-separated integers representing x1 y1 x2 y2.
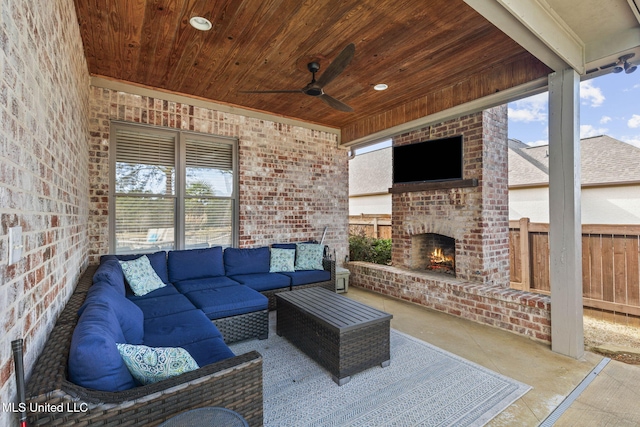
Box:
229 317 531 427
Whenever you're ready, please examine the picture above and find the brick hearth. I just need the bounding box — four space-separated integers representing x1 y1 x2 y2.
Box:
348 106 551 343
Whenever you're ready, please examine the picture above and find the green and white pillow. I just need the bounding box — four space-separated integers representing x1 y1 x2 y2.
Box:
294 243 324 271
116 343 199 385
269 248 296 272
119 255 166 296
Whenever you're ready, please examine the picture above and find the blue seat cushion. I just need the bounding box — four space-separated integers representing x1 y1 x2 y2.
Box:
79 283 144 344
184 286 268 320
168 247 225 282
126 282 181 301
92 259 126 295
68 302 135 392
224 247 270 276
229 273 290 292
280 270 331 287
132 294 196 319
181 337 235 367
173 276 240 294
102 251 170 284
143 309 223 348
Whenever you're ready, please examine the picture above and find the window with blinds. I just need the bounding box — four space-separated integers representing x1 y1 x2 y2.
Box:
110 123 237 254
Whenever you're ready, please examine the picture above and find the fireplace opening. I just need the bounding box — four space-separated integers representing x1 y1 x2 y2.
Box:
410 233 456 276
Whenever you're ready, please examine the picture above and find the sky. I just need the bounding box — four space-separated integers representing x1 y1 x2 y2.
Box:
508 70 640 148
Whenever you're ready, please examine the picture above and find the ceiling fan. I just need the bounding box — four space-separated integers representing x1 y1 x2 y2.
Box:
240 43 355 112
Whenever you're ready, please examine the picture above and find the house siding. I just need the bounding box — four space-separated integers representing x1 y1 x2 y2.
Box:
0 0 90 424
87 87 349 264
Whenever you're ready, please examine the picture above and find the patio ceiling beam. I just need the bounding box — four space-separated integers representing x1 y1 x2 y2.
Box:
464 0 585 74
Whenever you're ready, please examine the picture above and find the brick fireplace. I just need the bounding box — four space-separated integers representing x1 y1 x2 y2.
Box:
347 106 552 343
392 108 510 286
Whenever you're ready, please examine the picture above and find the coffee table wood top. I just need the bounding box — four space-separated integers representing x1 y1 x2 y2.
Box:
276 287 392 332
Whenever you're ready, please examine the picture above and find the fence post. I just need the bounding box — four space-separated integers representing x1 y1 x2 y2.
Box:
373 216 379 239
519 217 531 291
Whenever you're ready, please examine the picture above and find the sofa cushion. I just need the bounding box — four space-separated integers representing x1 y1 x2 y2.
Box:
68 302 136 392
143 309 223 348
79 283 144 344
294 243 324 270
269 248 296 273
116 343 199 385
132 293 196 319
92 259 126 295
224 247 270 276
184 286 268 320
119 256 167 296
101 251 169 284
173 276 241 294
181 337 235 367
168 247 225 282
229 272 290 292
280 269 332 287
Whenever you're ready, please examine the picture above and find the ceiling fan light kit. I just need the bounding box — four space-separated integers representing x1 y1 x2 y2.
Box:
240 43 356 112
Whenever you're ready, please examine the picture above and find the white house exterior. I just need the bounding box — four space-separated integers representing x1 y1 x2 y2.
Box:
509 136 640 224
349 135 640 225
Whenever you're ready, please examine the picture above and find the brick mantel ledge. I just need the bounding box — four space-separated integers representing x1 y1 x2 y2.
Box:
346 261 551 343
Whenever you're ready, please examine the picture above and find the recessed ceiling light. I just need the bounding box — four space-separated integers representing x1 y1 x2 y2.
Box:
190 16 212 31
374 83 388 91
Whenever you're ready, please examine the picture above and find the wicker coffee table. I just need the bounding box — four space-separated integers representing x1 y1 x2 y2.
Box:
276 287 392 385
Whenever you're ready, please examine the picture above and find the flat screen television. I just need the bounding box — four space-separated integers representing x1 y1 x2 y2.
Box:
392 135 463 184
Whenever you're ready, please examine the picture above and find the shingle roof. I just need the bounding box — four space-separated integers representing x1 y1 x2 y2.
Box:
508 135 640 187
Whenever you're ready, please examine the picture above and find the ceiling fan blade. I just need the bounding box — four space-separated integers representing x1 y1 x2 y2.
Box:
239 89 302 94
319 93 353 112
315 43 355 88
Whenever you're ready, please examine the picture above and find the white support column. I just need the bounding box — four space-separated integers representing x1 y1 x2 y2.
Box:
548 69 584 359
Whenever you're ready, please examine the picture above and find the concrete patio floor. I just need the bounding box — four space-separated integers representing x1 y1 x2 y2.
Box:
344 286 640 426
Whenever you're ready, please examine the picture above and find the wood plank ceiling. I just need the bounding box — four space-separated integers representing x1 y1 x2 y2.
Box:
73 0 550 143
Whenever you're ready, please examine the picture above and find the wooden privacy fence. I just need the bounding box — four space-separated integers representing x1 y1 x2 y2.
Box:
348 214 392 239
510 218 640 316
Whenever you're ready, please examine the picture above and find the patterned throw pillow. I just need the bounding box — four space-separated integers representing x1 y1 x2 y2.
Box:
294 243 324 271
269 248 296 272
118 255 166 296
116 343 199 385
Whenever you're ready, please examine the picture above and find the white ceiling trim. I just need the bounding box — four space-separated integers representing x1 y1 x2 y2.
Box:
628 0 640 24
465 0 584 73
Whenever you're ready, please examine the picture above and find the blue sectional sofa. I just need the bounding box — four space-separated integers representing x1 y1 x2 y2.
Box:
70 244 335 393
25 243 335 426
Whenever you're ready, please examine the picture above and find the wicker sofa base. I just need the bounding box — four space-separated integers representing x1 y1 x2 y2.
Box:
25 266 264 427
213 309 269 344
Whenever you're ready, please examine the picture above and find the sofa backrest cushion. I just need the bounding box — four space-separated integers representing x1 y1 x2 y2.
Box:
79 283 144 344
102 251 170 284
92 259 126 295
69 302 136 391
224 247 270 276
167 247 225 283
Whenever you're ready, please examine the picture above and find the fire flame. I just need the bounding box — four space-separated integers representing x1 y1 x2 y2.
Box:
430 247 454 265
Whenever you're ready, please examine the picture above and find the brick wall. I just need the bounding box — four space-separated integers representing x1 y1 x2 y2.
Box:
88 88 349 264
347 261 551 342
0 1 90 424
391 107 510 286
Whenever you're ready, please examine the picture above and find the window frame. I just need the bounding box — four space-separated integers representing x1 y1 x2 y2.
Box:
109 121 239 253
